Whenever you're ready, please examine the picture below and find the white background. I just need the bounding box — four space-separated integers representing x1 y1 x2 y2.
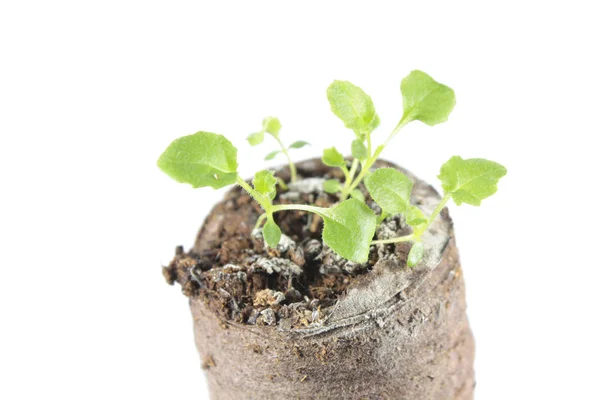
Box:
1 1 599 399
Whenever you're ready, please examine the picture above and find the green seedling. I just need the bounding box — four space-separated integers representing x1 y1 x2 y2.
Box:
158 70 506 266
324 70 456 200
247 116 310 183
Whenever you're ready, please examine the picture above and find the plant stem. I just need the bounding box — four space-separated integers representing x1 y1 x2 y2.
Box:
271 203 327 219
426 192 452 226
236 175 271 212
340 158 360 200
274 136 297 182
371 192 452 245
254 213 267 230
371 233 415 245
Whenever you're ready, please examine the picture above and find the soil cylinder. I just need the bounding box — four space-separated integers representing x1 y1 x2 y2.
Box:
166 159 475 400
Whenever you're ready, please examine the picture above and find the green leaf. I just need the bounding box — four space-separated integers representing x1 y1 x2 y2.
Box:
157 131 238 189
321 199 376 263
247 131 264 146
253 170 277 201
407 242 424 267
438 156 507 206
350 189 365 202
351 139 368 160
262 116 282 136
400 70 456 126
323 179 342 194
327 80 380 138
365 168 413 216
288 140 310 149
263 219 282 248
265 150 281 161
404 205 427 230
322 147 345 167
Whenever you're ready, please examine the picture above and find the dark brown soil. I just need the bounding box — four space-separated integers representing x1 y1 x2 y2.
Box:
163 159 414 328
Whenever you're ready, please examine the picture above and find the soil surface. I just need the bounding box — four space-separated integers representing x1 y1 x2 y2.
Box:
163 159 416 328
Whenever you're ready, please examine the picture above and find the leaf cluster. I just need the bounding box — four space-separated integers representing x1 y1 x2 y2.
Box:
157 70 507 266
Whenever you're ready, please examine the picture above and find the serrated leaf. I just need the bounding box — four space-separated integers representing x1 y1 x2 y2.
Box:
438 156 507 206
350 189 365 202
247 131 264 146
322 147 345 167
400 70 456 126
407 242 424 267
321 199 376 263
351 139 368 160
263 219 282 248
289 140 310 149
323 179 342 194
365 168 413 215
157 131 238 189
327 80 379 138
253 170 277 201
265 150 281 161
262 116 281 136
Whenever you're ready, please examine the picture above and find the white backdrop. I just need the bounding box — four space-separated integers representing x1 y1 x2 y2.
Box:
1 1 599 399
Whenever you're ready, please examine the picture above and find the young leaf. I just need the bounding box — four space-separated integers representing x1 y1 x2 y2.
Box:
350 189 365 202
157 131 238 189
253 170 278 200
289 140 310 149
351 139 368 160
438 156 507 206
262 116 282 136
321 199 376 263
322 147 345 167
400 70 456 126
263 219 282 247
365 168 413 216
265 150 281 160
323 179 342 194
247 131 265 146
407 242 424 267
327 80 380 138
404 205 427 230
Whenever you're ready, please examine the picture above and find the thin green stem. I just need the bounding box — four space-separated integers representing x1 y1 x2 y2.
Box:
276 177 288 191
236 175 271 212
427 192 452 226
370 192 452 245
372 233 415 245
340 158 360 200
340 164 350 182
274 136 297 182
271 203 326 218
254 213 267 230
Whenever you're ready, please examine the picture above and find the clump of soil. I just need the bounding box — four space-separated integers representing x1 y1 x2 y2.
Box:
163 160 414 328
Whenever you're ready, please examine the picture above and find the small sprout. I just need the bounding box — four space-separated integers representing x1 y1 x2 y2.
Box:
407 242 424 267
323 179 342 194
247 117 308 182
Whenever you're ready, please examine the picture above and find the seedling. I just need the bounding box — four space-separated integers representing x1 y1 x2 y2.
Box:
247 116 310 183
158 70 506 266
